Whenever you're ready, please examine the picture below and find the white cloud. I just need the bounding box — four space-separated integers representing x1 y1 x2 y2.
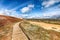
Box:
20 4 34 13
0 11 4 15
0 9 18 17
42 0 60 8
42 10 60 18
0 9 10 15
28 4 34 8
20 7 30 13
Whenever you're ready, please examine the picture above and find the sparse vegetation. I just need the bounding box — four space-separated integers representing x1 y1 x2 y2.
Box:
26 19 60 25
20 21 60 40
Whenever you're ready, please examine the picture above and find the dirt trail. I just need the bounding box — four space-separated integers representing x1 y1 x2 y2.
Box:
28 21 60 32
12 22 28 40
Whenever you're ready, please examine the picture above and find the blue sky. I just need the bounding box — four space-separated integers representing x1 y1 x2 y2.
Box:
0 0 60 18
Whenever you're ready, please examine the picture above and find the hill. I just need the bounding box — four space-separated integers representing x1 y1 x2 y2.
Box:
0 15 23 23
0 15 23 40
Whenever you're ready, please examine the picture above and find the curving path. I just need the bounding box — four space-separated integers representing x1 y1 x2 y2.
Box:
12 22 28 40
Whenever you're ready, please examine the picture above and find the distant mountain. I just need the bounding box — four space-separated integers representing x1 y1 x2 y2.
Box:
50 15 60 19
